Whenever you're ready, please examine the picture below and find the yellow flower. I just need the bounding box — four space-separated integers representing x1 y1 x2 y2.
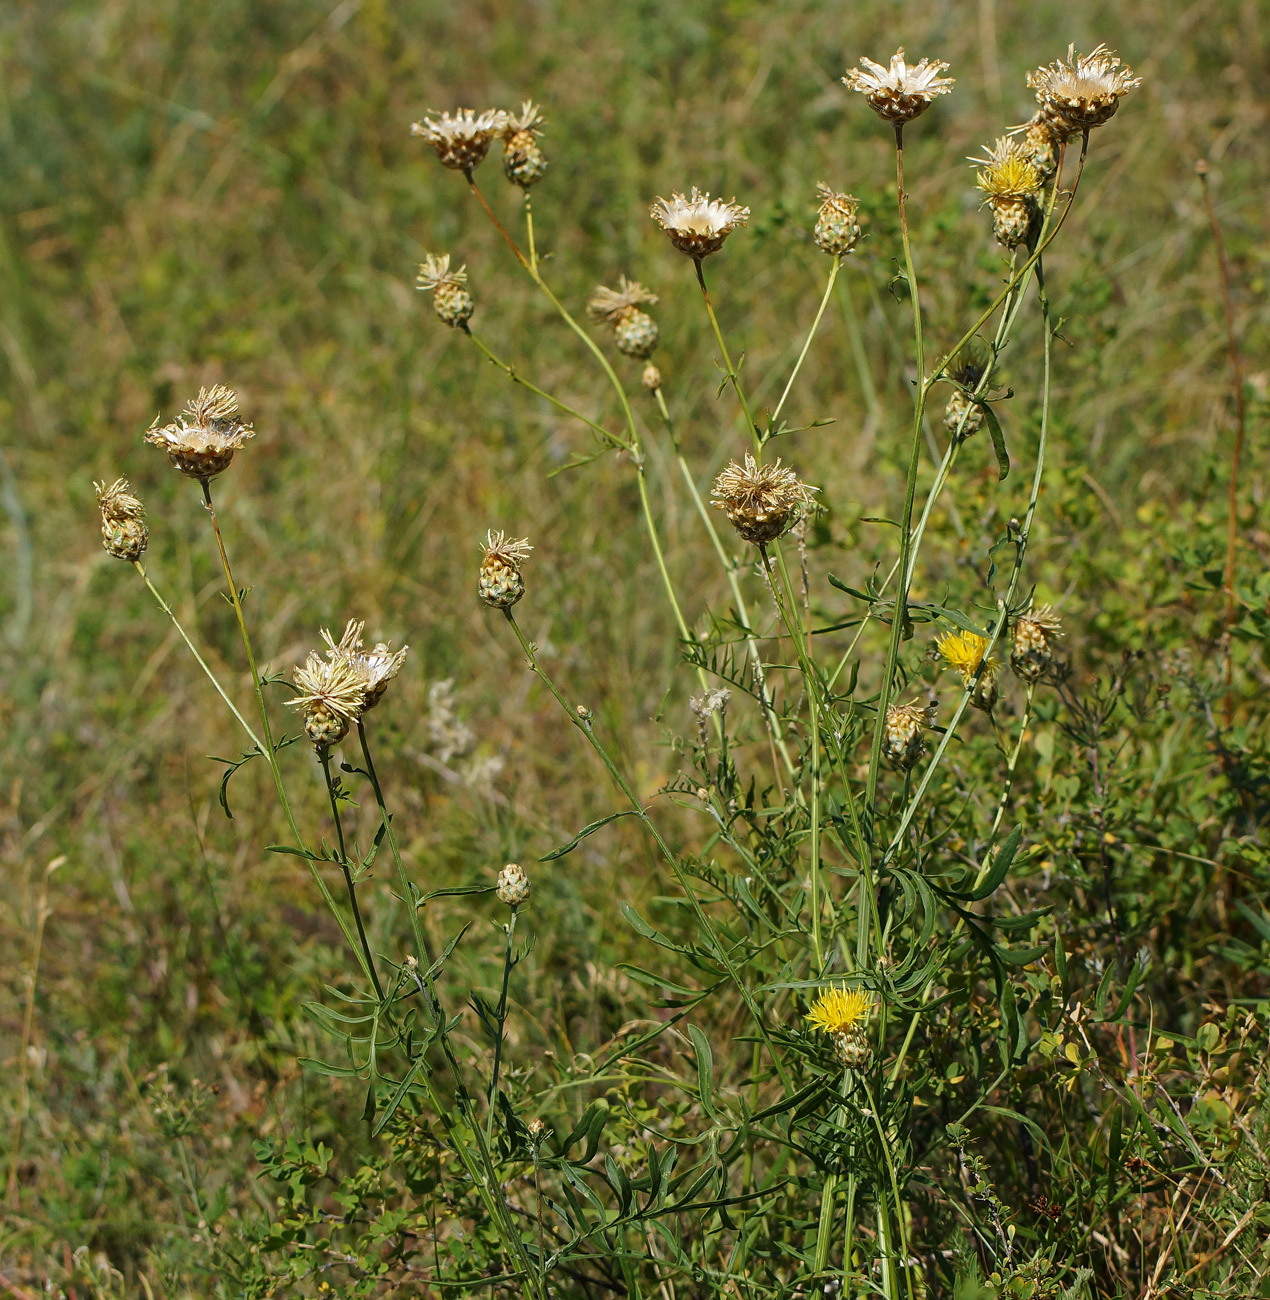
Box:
935 629 1000 685
805 985 872 1036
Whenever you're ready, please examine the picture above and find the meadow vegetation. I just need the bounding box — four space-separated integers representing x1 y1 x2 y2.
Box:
2 1 1269 1296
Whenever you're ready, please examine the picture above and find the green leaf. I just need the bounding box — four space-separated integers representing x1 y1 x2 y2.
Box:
540 810 639 861
371 1058 423 1138
621 903 693 955
983 401 1010 480
297 1056 361 1079
688 1026 716 1117
970 825 1023 901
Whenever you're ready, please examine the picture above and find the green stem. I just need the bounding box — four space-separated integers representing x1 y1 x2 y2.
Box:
523 190 538 274
487 905 519 1146
198 478 364 968
694 258 761 452
502 609 792 1090
770 255 841 429
132 561 264 752
861 1077 915 1300
319 749 383 1000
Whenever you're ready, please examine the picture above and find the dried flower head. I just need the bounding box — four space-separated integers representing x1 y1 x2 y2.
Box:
1027 44 1141 136
1012 112 1063 178
479 530 533 609
1011 603 1064 683
712 453 817 545
883 700 936 771
288 650 368 750
411 107 509 171
417 254 474 329
806 985 873 1036
321 619 409 712
649 188 749 259
843 48 954 123
588 276 660 358
813 184 861 256
144 385 255 480
94 477 149 561
936 629 1002 713
502 101 548 188
496 861 530 907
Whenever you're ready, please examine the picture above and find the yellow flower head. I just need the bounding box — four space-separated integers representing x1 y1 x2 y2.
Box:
805 985 872 1036
971 137 1041 201
935 629 1001 685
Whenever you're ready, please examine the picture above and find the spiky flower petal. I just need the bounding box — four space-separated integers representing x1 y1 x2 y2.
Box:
1027 44 1141 136
806 985 873 1036
144 385 255 481
935 629 1002 713
417 254 474 328
813 184 861 256
843 48 954 123
321 619 410 712
479 530 532 609
972 136 1041 201
411 107 509 171
712 453 817 545
1011 603 1064 683
501 101 548 188
95 477 149 561
288 650 368 750
649 188 749 259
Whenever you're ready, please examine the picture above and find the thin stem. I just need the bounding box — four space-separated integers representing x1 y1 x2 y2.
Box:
771 255 841 428
133 561 264 752
655 384 795 780
502 609 792 1090
694 258 761 452
523 190 539 274
357 720 432 966
198 479 364 967
861 1078 915 1300
466 171 529 267
319 749 384 1000
487 906 519 1146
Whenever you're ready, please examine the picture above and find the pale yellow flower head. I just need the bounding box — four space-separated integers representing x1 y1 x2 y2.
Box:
411 107 509 170
650 188 749 259
843 48 954 123
1027 44 1141 136
712 453 817 545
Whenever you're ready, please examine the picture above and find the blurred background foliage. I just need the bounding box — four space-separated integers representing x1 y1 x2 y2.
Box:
1 0 1267 1293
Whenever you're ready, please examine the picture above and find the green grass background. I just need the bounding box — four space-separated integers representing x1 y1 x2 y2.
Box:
1 0 1266 1289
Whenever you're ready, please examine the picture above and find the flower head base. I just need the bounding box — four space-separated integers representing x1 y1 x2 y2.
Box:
496 861 530 907
936 629 1001 713
843 49 954 123
650 188 749 259
288 650 369 750
417 254 474 329
1027 44 1141 136
95 477 149 561
883 700 936 771
712 453 817 545
411 107 509 171
502 101 547 188
321 619 410 712
144 385 255 481
813 185 861 256
588 276 660 358
480 530 533 609
1011 603 1064 683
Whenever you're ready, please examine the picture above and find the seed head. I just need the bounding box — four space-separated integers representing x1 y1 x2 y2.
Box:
417 254 474 329
144 385 255 481
288 650 368 750
711 453 817 545
588 276 660 359
813 184 861 256
843 48 954 123
1027 44 1141 136
501 101 548 188
1011 603 1064 683
936 629 1002 713
95 477 149 561
480 530 532 609
321 619 409 712
649 188 749 259
411 107 509 171
496 861 531 907
806 985 873 1037
882 700 936 771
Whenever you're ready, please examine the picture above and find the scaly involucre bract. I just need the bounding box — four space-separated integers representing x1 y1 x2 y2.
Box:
94 477 149 561
144 384 255 481
1027 44 1141 136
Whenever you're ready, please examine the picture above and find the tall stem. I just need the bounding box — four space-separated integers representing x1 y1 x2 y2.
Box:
694 258 761 453
771 256 841 428
486 906 519 1146
320 749 383 999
